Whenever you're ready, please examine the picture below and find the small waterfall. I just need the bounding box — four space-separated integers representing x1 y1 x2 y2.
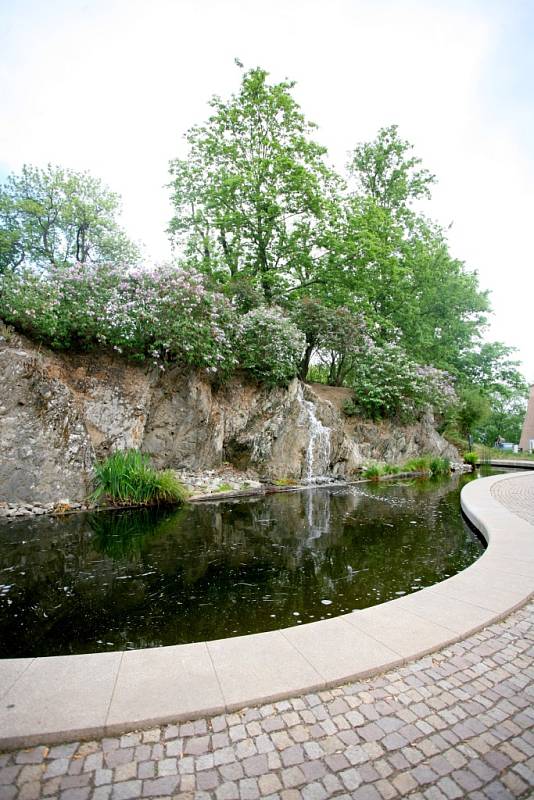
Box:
298 389 332 482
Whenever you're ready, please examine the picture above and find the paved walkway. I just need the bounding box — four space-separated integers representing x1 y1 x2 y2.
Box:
1 473 533 799
0 601 532 800
491 472 534 526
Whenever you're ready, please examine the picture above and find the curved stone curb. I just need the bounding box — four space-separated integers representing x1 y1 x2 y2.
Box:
477 458 534 470
1 472 533 751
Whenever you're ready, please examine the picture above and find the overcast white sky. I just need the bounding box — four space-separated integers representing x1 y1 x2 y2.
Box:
1 0 533 380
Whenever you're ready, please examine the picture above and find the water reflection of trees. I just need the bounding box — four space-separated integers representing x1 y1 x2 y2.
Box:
0 474 483 657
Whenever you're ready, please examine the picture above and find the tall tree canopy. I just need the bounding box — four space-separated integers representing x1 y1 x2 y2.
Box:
316 129 490 372
168 66 338 300
0 164 139 273
347 125 435 213
166 66 525 430
0 65 526 439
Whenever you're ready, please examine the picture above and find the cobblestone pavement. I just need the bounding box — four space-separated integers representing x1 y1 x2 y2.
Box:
491 473 534 526
1 599 533 800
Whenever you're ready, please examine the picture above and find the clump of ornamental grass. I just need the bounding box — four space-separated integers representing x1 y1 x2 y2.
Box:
215 483 234 493
362 465 384 481
402 455 450 477
403 456 432 474
463 452 478 467
92 449 188 506
429 457 451 476
383 464 401 475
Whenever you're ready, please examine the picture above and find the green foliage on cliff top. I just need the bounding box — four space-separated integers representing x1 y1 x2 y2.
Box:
0 65 527 430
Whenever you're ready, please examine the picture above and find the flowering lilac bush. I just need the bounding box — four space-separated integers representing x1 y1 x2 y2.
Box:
0 264 454 402
236 307 306 385
0 265 307 384
94 265 238 371
0 263 238 373
345 340 456 420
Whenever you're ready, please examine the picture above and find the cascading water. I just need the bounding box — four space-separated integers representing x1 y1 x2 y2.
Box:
298 388 332 482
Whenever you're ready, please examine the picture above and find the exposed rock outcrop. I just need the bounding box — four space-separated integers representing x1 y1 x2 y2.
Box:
0 328 458 505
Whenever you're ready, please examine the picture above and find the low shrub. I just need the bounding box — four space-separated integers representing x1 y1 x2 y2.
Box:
429 457 451 476
235 307 305 385
348 341 457 421
342 398 359 417
463 451 478 467
215 483 233 492
362 465 384 480
0 263 238 373
92 449 188 506
441 424 468 454
383 464 401 475
403 456 432 474
0 265 312 386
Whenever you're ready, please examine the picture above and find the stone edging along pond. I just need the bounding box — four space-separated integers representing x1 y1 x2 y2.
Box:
0 469 450 519
0 472 533 750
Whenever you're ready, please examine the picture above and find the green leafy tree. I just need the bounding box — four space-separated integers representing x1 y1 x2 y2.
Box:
0 164 139 272
0 68 524 415
321 128 490 375
315 306 372 387
475 394 528 445
442 344 527 445
289 298 333 379
455 341 527 399
290 298 372 384
390 220 490 370
303 306 374 386
347 124 435 214
454 342 527 442
455 387 491 438
168 65 339 300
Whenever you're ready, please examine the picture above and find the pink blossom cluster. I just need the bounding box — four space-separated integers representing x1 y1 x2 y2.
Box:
0 262 239 372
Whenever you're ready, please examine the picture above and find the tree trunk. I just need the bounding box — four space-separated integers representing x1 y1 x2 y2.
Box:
299 338 315 380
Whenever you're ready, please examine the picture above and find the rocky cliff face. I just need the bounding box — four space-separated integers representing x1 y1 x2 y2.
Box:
0 328 458 504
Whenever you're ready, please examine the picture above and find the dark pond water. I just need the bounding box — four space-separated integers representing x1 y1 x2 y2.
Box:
0 469 497 658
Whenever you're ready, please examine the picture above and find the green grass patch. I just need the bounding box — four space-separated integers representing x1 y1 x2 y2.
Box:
383 464 401 475
363 455 451 481
474 445 534 461
402 456 432 474
463 451 478 467
215 482 234 492
399 455 451 476
362 465 384 481
362 456 450 481
92 449 188 506
429 457 451 476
